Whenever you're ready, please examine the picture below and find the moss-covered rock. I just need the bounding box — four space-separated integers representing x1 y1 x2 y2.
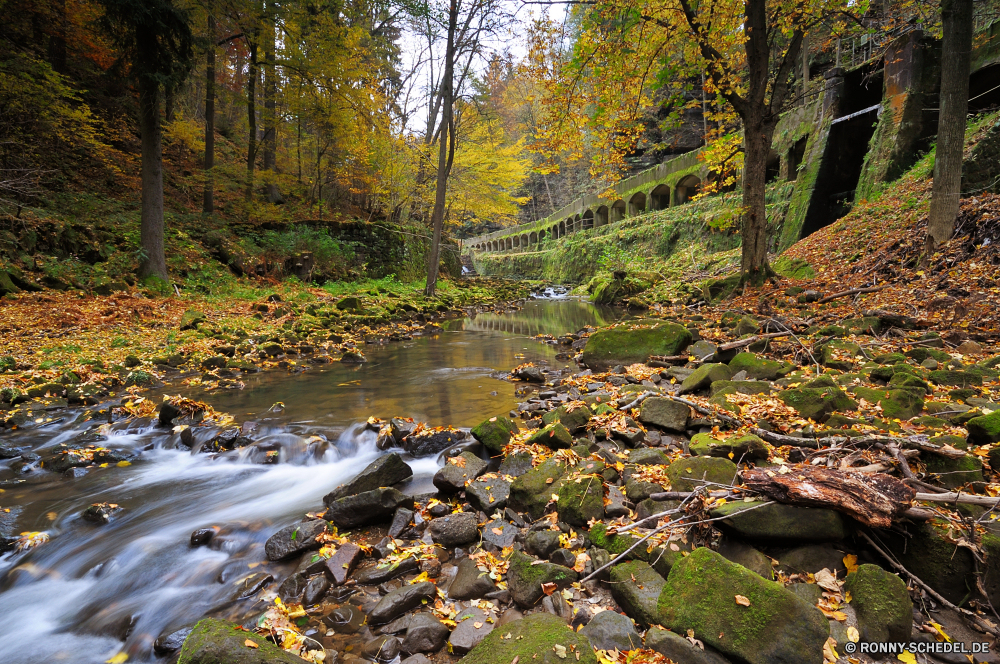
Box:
178 618 305 664
657 548 830 664
924 454 983 488
678 363 733 395
728 352 793 381
851 386 925 420
589 522 642 556
557 473 604 526
471 416 519 454
509 457 570 518
928 370 983 388
710 501 846 542
609 561 667 627
689 433 769 460
458 612 597 664
542 404 593 434
667 456 739 492
506 551 578 608
818 340 862 370
888 372 932 394
179 309 207 331
582 323 693 371
884 521 976 605
967 410 1000 445
778 386 856 422
526 422 573 450
874 352 907 365
844 564 913 643
638 397 690 432
709 380 772 397
905 347 951 363
928 434 968 451
842 317 882 335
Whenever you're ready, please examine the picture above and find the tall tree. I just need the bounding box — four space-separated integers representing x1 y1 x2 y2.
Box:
262 0 280 202
926 0 974 251
203 0 216 213
98 0 193 282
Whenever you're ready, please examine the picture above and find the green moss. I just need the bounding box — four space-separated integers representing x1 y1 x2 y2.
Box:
928 370 983 388
884 521 976 606
689 433 769 460
924 454 983 488
541 404 593 433
843 564 913 643
178 618 304 664
851 386 925 419
582 322 692 371
526 422 573 450
509 457 570 518
458 612 596 664
588 522 642 557
772 256 815 279
666 456 739 492
728 352 793 380
678 362 732 394
609 561 667 627
557 474 604 526
968 410 1000 444
778 386 856 422
470 416 519 454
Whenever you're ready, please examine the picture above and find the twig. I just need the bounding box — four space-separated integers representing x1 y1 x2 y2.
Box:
888 444 916 480
751 428 967 459
858 531 1000 638
716 331 793 352
914 492 1000 507
815 285 886 304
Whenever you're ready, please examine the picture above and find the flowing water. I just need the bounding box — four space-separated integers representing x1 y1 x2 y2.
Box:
0 297 619 664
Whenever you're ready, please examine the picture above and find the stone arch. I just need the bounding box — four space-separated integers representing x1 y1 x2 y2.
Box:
650 184 671 210
506 237 513 250
529 231 538 244
596 205 609 227
611 199 626 223
520 233 529 249
565 217 574 234
582 209 594 230
551 225 559 239
559 220 566 236
538 229 546 242
628 192 646 216
674 175 701 204
573 214 581 233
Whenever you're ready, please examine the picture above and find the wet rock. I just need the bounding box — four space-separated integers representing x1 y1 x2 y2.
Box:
645 627 732 664
433 451 488 493
159 402 182 426
322 542 363 585
81 502 123 525
401 655 432 664
388 508 414 539
177 618 304 663
278 573 307 602
514 365 546 382
450 558 497 600
656 548 829 664
526 530 561 558
324 453 414 503
844 564 912 642
581 610 641 651
549 549 576 569
229 572 273 600
481 518 517 548
471 416 520 454
582 323 693 372
368 581 438 624
498 451 533 477
324 604 366 634
667 456 738 492
457 612 598 664
449 607 493 654
381 615 412 634
542 404 593 434
609 561 666 627
467 477 511 513
153 626 193 654
327 488 414 529
402 613 450 654
264 519 327 561
304 574 330 605
429 512 479 547
362 635 402 663
190 528 215 546
355 556 422 585
341 351 367 363
403 428 468 456
507 550 578 608
710 500 846 542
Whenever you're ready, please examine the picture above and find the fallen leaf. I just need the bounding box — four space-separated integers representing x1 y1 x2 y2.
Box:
245 639 259 649
105 654 128 664
843 554 858 574
847 626 859 643
814 568 841 592
734 595 750 607
474 622 483 628
541 582 558 596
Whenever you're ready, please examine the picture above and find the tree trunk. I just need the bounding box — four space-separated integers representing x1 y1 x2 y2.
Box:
246 33 259 201
138 76 168 282
425 0 457 297
740 118 774 286
202 4 215 214
262 4 279 202
926 0 973 249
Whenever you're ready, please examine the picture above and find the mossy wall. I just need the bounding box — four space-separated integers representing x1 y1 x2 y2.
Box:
324 221 461 282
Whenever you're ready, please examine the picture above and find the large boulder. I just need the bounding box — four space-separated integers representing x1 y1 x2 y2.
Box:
657 548 829 664
709 501 846 542
327 488 414 529
457 613 597 664
369 582 438 624
580 610 641 651
666 457 739 492
509 457 571 519
967 409 1000 444
471 416 519 454
582 323 693 371
843 564 912 643
507 551 578 608
688 433 769 460
177 618 305 664
433 451 488 493
609 561 666 627
324 453 413 503
264 519 327 561
638 398 690 432
678 364 733 395
727 352 793 380
556 473 604 526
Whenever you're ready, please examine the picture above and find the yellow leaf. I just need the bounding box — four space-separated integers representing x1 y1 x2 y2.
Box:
106 655 128 664
897 651 917 663
847 626 859 643
843 554 858 574
927 621 953 643
734 595 750 606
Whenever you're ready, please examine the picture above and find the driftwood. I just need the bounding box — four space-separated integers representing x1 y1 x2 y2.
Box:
815 285 886 304
740 466 916 528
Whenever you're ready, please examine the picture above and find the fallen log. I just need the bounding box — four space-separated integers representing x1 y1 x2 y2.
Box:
750 428 967 459
815 285 886 304
716 331 793 351
740 466 916 528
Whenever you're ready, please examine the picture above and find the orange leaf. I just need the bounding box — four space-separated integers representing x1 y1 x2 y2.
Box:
735 595 750 606
541 582 558 596
244 639 259 649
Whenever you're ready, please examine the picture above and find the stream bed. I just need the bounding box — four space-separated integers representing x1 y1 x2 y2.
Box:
0 297 619 664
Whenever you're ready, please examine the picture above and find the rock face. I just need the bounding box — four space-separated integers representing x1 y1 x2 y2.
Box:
657 548 830 664
457 613 597 664
844 564 913 643
433 452 488 493
471 416 519 454
609 561 666 627
368 582 438 624
324 453 413 503
582 323 693 372
327 488 414 529
580 610 641 651
507 551 578 608
710 501 846 542
178 618 305 664
638 398 689 432
264 519 327 561
429 512 479 547
450 558 498 600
